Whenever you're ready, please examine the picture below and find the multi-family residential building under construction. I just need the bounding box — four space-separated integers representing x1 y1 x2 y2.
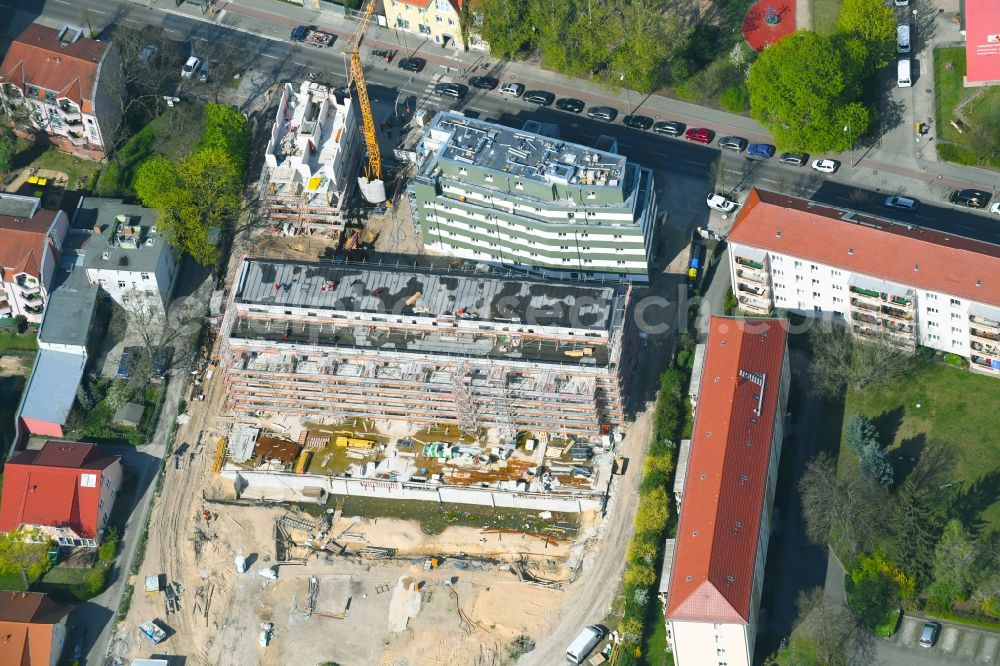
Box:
260 80 363 237
217 257 639 439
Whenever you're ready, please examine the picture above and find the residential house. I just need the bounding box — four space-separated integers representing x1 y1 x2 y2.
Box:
77 198 179 313
727 188 1000 376
384 0 467 49
0 193 69 323
0 23 123 158
0 440 123 547
17 269 99 441
409 112 659 282
664 316 790 666
0 591 71 666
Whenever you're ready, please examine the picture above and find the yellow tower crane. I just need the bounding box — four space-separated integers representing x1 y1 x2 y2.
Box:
343 0 383 195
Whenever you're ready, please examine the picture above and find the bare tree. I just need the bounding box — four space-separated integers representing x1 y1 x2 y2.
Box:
808 322 913 397
794 587 855 666
112 290 201 389
799 452 888 556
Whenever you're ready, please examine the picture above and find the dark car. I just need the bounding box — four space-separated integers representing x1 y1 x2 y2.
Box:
885 195 919 211
398 57 426 73
685 127 714 144
747 143 776 159
556 97 586 113
587 106 618 122
154 347 175 376
950 189 991 209
779 152 809 166
719 136 748 152
652 120 685 136
468 75 499 90
622 114 654 130
523 90 555 106
433 82 468 100
117 346 142 379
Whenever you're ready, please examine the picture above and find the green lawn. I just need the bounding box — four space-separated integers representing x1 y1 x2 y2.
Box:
934 47 1000 169
0 330 39 351
811 0 843 34
29 147 102 190
837 362 1000 530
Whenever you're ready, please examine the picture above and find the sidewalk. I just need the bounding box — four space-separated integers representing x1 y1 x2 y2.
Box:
154 0 999 192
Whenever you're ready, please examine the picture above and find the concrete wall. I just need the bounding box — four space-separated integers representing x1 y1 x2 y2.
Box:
221 467 602 512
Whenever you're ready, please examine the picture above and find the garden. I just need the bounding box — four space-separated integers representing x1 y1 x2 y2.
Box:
64 375 163 447
933 47 1000 170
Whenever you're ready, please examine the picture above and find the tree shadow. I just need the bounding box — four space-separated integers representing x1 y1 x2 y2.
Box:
948 469 1000 535
872 405 905 448
907 438 955 493
890 432 925 485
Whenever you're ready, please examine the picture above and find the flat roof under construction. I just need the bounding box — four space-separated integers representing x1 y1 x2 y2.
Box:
234 258 626 331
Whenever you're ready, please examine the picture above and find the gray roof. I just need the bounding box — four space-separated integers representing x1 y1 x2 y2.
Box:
113 402 144 426
38 269 99 347
422 111 627 188
19 349 86 426
236 258 625 331
78 198 169 273
0 193 40 218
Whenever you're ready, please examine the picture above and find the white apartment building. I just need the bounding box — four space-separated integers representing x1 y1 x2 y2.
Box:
664 316 790 666
728 189 1000 377
261 81 363 236
78 198 179 313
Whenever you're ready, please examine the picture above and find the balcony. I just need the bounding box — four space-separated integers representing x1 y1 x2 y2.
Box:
880 305 913 322
57 102 82 123
884 294 913 308
971 340 1000 357
850 311 879 326
849 297 880 312
970 355 1000 376
735 256 765 270
16 276 39 295
738 296 772 315
852 324 881 339
969 314 1000 330
0 299 10 317
849 286 881 302
737 281 769 297
736 267 767 284
24 303 44 315
881 321 914 336
970 327 1000 344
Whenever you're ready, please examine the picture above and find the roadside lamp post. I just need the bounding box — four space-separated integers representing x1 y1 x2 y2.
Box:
843 121 856 168
620 74 633 116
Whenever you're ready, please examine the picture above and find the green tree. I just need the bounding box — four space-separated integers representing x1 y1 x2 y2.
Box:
848 552 913 628
0 529 54 582
837 0 896 68
608 4 692 91
474 0 536 57
844 414 879 455
859 442 893 486
198 103 250 172
747 31 869 152
0 126 16 175
885 477 942 586
928 519 978 605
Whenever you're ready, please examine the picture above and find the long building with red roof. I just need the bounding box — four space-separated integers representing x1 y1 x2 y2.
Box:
727 188 1000 376
664 316 789 666
0 23 123 158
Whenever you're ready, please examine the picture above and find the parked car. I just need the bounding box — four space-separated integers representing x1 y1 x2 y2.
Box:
433 82 468 100
918 622 939 648
652 120 685 136
498 82 524 98
706 193 738 213
154 347 174 376
468 75 499 90
555 98 585 113
587 106 618 122
198 61 209 83
523 90 555 106
622 114 654 130
779 152 809 166
684 127 714 144
990 202 1000 215
181 56 201 79
397 57 426 73
885 195 919 210
138 44 158 62
747 143 776 159
949 189 991 209
718 136 748 152
117 346 142 379
811 159 840 173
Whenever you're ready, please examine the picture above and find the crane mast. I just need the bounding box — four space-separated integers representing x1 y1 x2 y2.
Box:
344 0 383 197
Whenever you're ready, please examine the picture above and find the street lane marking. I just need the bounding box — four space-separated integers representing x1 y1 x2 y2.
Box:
53 0 71 4
262 54 279 59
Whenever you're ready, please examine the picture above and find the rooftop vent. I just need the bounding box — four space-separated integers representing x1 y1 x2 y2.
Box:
101 250 110 261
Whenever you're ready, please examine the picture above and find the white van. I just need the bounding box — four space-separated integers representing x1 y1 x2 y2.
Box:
897 59 912 88
566 626 604 664
898 24 911 54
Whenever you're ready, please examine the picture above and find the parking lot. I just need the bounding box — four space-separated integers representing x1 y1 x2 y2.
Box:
884 614 1000 665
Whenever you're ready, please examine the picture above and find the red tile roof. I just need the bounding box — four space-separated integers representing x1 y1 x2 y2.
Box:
665 317 788 624
0 441 120 540
0 24 108 107
965 0 1000 84
0 591 70 666
395 0 461 10
728 189 1000 308
0 210 57 282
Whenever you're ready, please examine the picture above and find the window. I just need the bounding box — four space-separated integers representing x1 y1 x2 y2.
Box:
419 24 432 35
926 293 938 300
810 264 818 271
832 270 842 276
832 284 843 290
952 326 962 334
80 473 97 488
833 296 843 303
795 275 803 282
928 333 940 341
773 269 783 276
435 15 443 23
927 307 938 314
117 280 126 288
794 260 802 268
396 17 410 29
812 278 820 284
448 18 455 25
813 292 822 298
717 648 726 656
141 273 150 280
950 298 961 306
951 312 962 320
928 321 938 328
